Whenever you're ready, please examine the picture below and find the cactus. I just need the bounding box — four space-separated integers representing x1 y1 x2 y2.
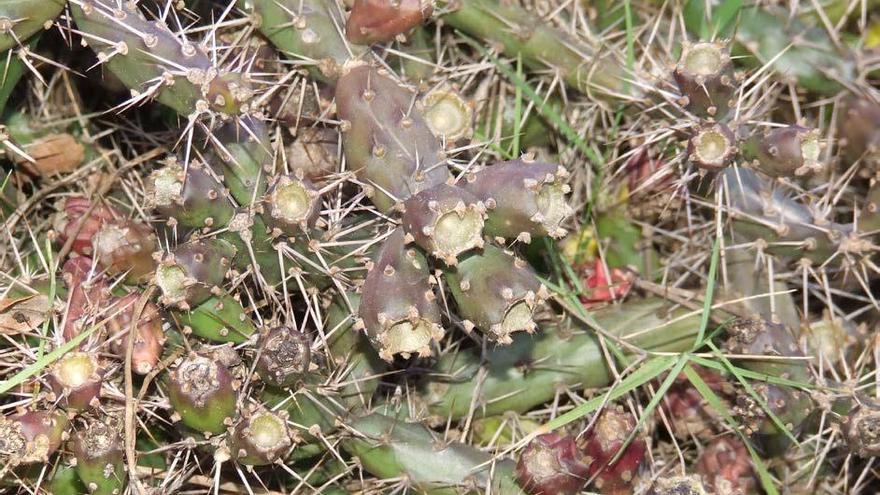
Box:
59 256 110 343
346 0 433 45
740 125 824 178
421 87 474 144
649 476 709 495
48 351 103 411
425 298 702 419
358 228 443 360
687 122 736 170
335 64 451 212
255 326 311 388
70 0 252 116
840 397 880 457
694 436 757 495
283 126 338 182
0 410 69 466
263 173 321 237
462 158 572 242
228 407 293 465
154 239 236 309
515 432 590 495
171 292 258 344
105 293 167 375
837 95 880 175
445 244 547 343
168 353 238 435
72 415 126 495
342 412 524 494
400 183 487 264
673 40 736 119
210 116 271 206
0 0 65 52
242 0 364 81
146 158 235 230
660 366 732 440
578 406 646 495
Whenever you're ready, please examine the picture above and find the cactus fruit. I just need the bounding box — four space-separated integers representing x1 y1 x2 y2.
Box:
649 476 709 495
694 436 757 495
342 412 524 493
168 354 238 434
673 40 736 119
172 293 258 344
335 64 451 212
660 366 732 440
48 351 103 411
255 326 311 388
445 244 547 343
578 259 634 309
687 122 736 170
421 86 474 144
740 125 824 178
515 432 590 495
146 158 235 230
70 0 253 116
400 183 487 264
462 158 572 242
346 0 433 45
0 410 69 466
54 197 119 257
243 0 364 81
263 173 321 237
358 228 443 360
578 406 646 495
105 293 166 375
154 239 236 309
0 0 65 52
60 256 110 342
228 407 293 465
72 415 126 495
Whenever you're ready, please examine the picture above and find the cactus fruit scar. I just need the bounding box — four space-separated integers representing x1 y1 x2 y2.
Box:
462 158 572 242
264 173 321 237
421 86 474 144
346 0 433 45
70 0 252 116
687 122 736 170
400 183 487 265
358 228 443 361
740 125 824 178
578 405 646 495
335 64 451 212
445 244 548 343
146 157 235 230
168 354 238 435
228 407 293 465
515 431 590 495
154 239 236 309
673 40 736 119
0 410 69 466
256 326 311 388
72 415 126 495
48 351 103 411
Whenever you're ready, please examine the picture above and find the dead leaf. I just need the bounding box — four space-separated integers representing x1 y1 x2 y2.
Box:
0 294 51 334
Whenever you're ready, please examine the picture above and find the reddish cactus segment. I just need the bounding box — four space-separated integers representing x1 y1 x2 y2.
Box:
146 158 235 229
401 183 486 264
168 354 238 434
336 64 451 212
48 351 103 411
255 326 311 388
0 410 69 466
154 239 236 309
741 125 824 178
462 158 572 242
60 257 110 343
445 244 547 344
106 293 166 375
55 196 119 257
673 41 735 118
725 318 809 382
358 228 444 361
229 407 293 465
515 432 590 495
264 173 321 237
578 406 646 495
72 415 126 495
695 436 757 495
660 366 732 440
346 0 433 45
687 122 736 171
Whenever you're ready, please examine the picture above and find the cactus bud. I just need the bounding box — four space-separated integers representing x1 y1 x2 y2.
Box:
146 158 235 230
0 410 69 466
106 293 166 375
694 436 757 495
578 406 646 495
72 415 126 495
515 431 590 495
255 326 311 388
673 40 735 119
359 228 444 361
463 159 572 241
48 352 103 411
228 407 293 465
741 125 824 178
264 174 321 236
401 183 486 264
687 122 736 171
168 354 237 434
346 0 433 45
155 239 236 309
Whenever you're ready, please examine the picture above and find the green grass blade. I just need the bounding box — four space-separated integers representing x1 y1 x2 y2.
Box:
693 236 721 351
